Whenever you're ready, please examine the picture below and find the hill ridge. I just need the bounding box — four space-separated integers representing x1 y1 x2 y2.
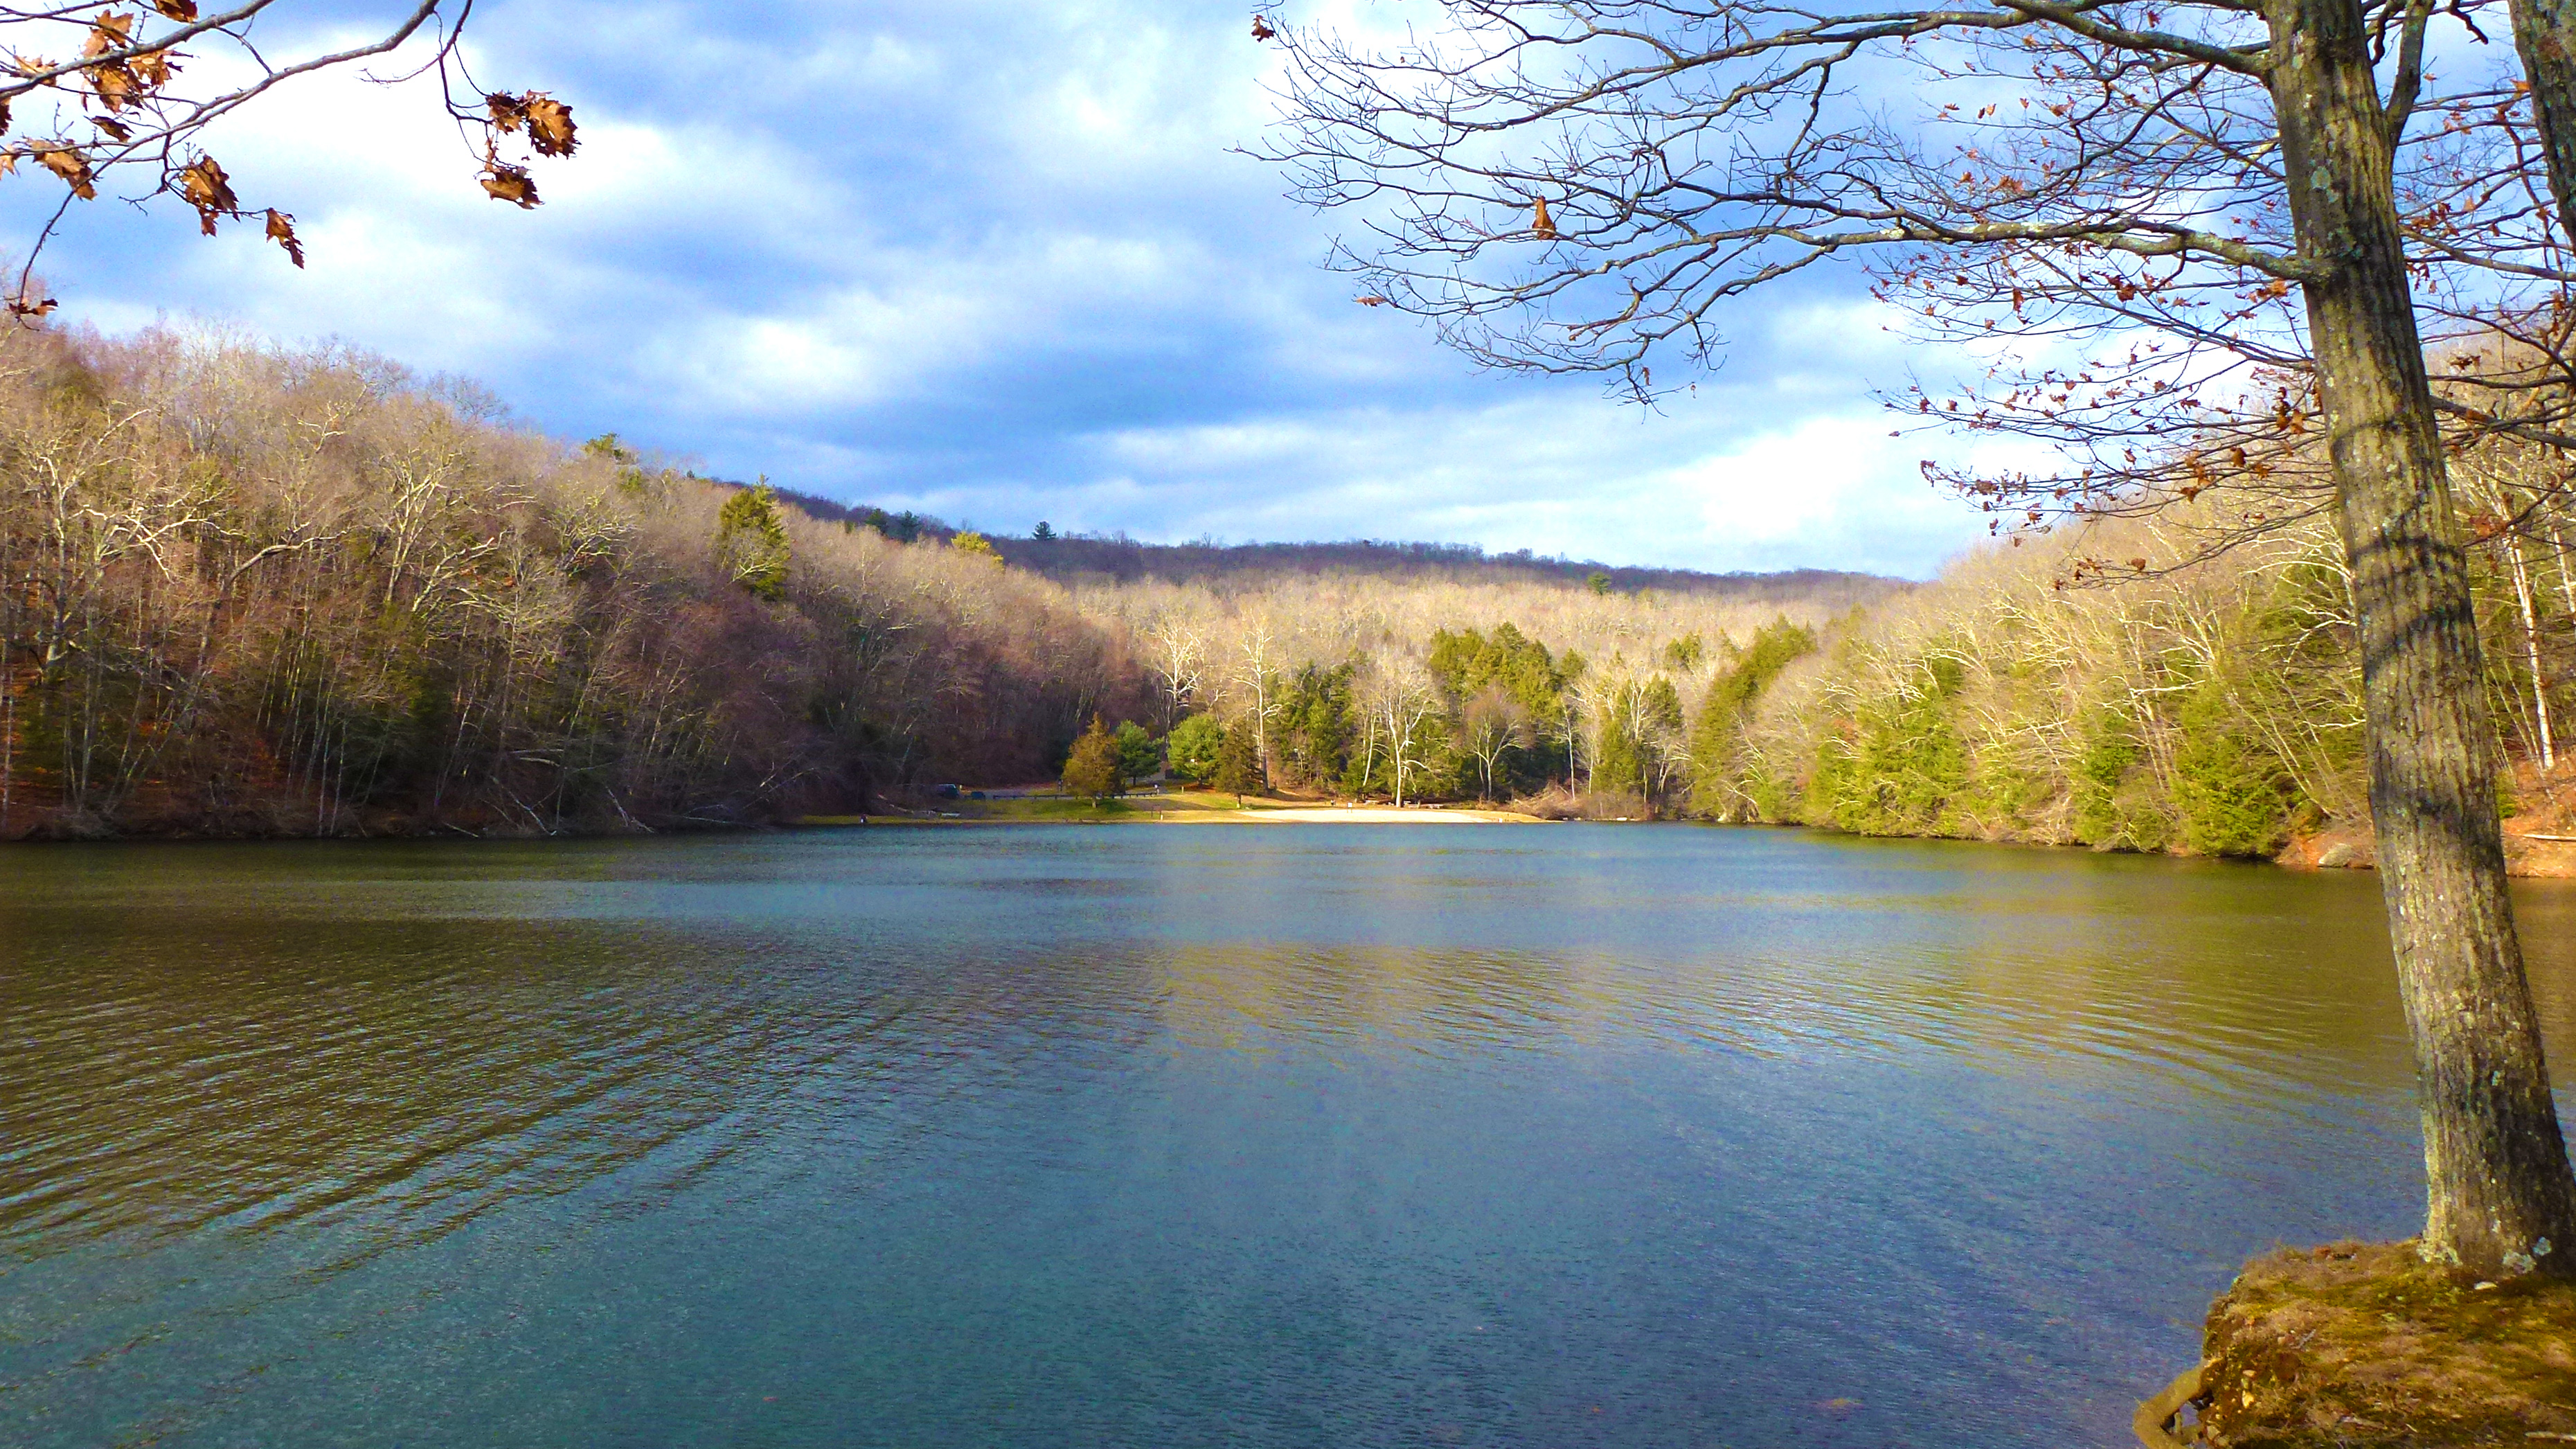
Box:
760 486 1906 601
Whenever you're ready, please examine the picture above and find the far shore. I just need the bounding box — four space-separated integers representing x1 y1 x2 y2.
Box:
803 789 1549 827
1230 806 1539 824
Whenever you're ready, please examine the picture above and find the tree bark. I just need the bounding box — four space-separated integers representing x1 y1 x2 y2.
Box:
2272 0 2576 1278
2511 0 2576 251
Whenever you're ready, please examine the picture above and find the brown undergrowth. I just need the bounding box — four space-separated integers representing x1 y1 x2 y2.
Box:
2178 1241 2576 1446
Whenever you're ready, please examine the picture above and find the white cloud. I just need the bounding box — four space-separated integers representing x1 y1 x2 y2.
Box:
8 0 2021 580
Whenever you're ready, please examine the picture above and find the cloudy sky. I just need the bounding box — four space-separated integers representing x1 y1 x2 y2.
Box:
15 0 2010 577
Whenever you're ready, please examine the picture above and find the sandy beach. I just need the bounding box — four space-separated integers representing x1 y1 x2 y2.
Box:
1232 806 1541 824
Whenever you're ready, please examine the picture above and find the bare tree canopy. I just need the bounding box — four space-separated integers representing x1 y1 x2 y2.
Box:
1257 0 2576 1281
0 1 573 312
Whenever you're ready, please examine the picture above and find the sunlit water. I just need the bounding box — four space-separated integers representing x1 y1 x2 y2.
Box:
5 826 2575 1448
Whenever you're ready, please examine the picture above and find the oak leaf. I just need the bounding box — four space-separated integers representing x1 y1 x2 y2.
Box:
480 160 538 207
523 93 575 156
1532 195 1556 239
488 91 576 157
1251 12 1276 39
265 208 302 267
179 153 235 232
83 12 136 60
92 62 135 108
9 293 55 319
36 145 96 199
150 0 197 18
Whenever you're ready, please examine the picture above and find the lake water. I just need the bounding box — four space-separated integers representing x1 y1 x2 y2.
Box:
5 825 2575 1448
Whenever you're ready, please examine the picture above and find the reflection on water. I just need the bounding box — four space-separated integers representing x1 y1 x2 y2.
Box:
3 828 2573 1448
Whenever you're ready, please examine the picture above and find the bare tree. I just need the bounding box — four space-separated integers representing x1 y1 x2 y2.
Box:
1363 653 1442 806
0 2 576 312
1236 616 1281 784
2458 441 2563 772
1259 0 2576 1277
1145 613 1205 731
1461 682 1531 799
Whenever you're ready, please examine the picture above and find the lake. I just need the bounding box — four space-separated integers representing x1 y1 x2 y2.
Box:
4 825 2573 1448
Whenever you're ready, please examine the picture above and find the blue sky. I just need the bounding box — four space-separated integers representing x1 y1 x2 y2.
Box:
19 0 2005 577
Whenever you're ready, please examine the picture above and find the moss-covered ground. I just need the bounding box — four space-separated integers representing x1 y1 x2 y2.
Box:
2170 1240 2576 1447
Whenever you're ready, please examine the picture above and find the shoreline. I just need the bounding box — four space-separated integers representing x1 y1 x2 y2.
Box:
804 796 1549 827
7 803 2573 877
801 799 2576 875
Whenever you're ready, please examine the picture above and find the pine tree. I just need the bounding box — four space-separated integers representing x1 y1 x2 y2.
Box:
1211 724 1263 803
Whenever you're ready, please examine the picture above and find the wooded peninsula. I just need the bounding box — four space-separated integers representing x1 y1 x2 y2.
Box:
4 325 2570 871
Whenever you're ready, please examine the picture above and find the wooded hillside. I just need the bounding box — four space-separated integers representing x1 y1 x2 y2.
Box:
0 330 1144 837
17 327 2565 856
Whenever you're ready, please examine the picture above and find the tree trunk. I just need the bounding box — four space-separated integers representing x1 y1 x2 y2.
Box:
2508 534 2557 770
2272 0 2576 1279
2511 0 2576 251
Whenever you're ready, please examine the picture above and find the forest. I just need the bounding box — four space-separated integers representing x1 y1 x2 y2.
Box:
0 328 1144 837
6 323 2572 862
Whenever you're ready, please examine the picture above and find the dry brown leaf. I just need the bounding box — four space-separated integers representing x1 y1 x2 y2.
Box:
84 12 136 60
9 293 57 319
265 208 302 268
129 48 172 88
1251 13 1276 39
179 153 235 232
36 145 96 199
92 62 134 108
524 94 575 157
150 0 197 19
485 91 526 132
92 114 129 141
480 161 538 208
1532 195 1557 239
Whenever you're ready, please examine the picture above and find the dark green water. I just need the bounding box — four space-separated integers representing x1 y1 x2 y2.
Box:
4 826 2574 1448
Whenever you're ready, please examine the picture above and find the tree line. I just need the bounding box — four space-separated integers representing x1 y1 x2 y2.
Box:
0 328 1144 837
1094 460 2570 861
21 325 2570 857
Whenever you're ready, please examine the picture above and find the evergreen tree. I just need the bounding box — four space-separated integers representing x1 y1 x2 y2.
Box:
1112 720 1161 782
715 486 789 601
1061 715 1124 803
1211 724 1263 802
1166 713 1224 785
